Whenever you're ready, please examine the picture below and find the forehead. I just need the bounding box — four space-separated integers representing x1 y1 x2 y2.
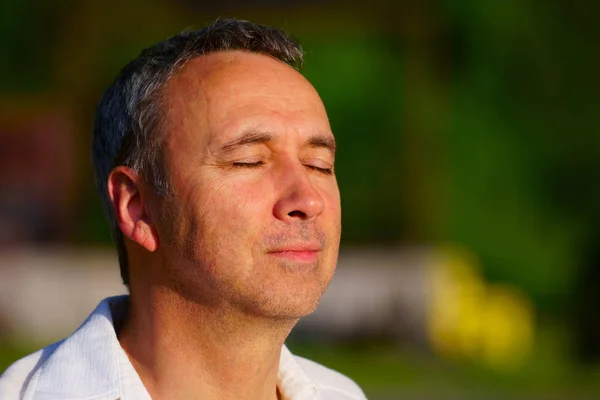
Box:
161 51 331 145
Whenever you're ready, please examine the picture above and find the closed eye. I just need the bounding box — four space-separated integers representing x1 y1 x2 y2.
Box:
305 164 333 175
232 161 265 169
231 161 332 175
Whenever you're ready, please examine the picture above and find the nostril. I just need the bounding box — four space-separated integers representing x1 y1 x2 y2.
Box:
288 210 307 219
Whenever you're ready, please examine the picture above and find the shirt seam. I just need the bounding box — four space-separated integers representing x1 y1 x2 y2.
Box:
115 344 124 399
23 363 41 400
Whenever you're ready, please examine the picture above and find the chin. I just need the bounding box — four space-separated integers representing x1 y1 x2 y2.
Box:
240 283 327 321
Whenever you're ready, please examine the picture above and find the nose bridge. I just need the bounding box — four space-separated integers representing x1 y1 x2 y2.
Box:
280 155 309 187
273 156 325 221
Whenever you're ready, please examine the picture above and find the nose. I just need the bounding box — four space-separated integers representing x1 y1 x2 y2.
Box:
273 163 325 222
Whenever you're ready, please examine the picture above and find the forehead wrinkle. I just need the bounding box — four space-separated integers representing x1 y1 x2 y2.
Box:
165 51 320 113
162 51 330 161
216 130 273 155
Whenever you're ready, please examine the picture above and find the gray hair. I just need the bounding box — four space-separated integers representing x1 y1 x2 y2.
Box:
92 19 304 287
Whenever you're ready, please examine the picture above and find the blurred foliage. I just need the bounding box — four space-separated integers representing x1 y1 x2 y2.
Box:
1 0 599 359
427 247 535 369
287 337 600 398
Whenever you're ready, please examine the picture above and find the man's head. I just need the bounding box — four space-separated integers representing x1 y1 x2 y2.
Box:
93 19 341 318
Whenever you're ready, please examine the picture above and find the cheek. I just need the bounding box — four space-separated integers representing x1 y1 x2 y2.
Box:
321 183 341 223
195 177 272 243
210 179 268 216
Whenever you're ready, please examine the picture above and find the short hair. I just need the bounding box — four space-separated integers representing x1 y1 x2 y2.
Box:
92 19 304 287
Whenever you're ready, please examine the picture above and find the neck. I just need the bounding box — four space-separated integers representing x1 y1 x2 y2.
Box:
118 285 295 400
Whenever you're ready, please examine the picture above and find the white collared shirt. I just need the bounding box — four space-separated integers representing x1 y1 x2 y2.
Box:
0 296 367 400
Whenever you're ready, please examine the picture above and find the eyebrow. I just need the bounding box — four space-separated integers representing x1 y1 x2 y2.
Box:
218 131 273 154
305 135 336 156
216 130 336 155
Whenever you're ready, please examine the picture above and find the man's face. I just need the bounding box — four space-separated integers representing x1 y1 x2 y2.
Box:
154 51 341 319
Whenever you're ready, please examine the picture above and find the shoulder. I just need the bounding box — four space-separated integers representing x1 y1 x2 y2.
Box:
0 342 61 398
293 355 367 400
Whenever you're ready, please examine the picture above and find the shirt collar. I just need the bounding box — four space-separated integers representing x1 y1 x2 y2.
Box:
278 346 321 399
31 296 320 400
31 295 132 400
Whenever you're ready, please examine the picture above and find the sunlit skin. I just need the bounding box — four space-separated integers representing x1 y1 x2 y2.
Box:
107 51 341 400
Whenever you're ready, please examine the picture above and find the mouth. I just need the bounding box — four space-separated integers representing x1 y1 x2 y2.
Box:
267 244 321 263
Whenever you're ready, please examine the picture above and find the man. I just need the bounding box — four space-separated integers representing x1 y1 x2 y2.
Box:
0 19 366 400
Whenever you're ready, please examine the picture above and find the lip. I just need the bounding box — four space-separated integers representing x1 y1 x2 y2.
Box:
267 243 321 263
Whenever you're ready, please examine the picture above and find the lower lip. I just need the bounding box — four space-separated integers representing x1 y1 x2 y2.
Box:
269 251 319 263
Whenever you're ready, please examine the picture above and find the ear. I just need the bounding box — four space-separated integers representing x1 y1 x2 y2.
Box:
107 166 159 252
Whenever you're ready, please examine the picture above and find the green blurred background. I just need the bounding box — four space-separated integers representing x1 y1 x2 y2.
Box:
1 0 599 398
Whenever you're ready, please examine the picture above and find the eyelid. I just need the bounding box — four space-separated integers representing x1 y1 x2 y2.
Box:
231 153 264 163
231 160 265 169
302 158 334 175
302 157 333 169
229 153 265 163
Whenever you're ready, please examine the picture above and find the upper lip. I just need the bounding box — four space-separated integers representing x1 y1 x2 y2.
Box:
268 243 322 253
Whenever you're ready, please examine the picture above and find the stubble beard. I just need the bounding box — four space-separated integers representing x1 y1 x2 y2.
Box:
157 197 338 320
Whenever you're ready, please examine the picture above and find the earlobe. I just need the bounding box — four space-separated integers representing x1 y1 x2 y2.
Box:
107 167 159 252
